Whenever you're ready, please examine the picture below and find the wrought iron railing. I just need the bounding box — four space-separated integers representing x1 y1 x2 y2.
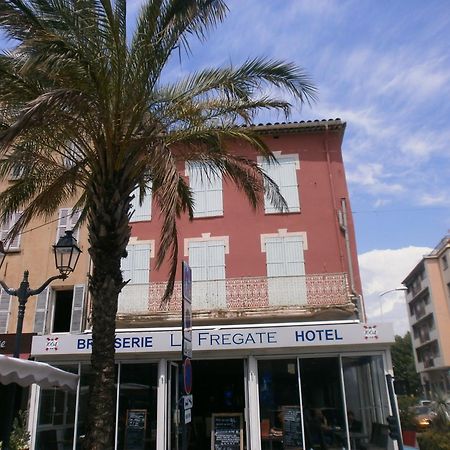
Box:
117 273 351 315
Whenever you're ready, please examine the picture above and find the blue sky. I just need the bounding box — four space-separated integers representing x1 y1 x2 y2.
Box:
158 0 450 334
3 0 450 334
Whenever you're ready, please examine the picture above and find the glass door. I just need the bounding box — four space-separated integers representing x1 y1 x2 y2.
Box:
167 362 180 450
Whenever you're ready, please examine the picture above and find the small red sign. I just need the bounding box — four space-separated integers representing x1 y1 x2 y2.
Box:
183 357 192 395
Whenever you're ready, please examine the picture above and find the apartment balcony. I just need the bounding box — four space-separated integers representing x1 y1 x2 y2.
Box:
117 273 353 322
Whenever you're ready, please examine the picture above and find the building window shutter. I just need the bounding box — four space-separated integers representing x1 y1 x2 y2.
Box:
0 212 22 250
188 239 226 308
34 288 50 334
70 285 85 333
57 208 81 242
130 186 152 222
264 235 306 306
123 244 151 284
187 163 223 217
0 289 11 333
118 243 151 313
262 156 300 213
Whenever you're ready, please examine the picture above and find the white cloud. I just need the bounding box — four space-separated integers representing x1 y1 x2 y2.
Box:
346 163 405 195
358 246 432 335
418 193 450 206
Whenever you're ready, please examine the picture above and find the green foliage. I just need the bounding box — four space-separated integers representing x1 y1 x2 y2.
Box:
431 391 450 432
417 430 450 450
9 411 30 450
397 395 417 429
391 332 421 395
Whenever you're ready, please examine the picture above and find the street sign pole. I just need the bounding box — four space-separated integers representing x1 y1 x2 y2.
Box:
181 262 193 450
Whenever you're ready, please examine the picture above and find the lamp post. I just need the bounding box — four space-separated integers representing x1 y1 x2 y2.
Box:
0 230 81 449
378 287 408 320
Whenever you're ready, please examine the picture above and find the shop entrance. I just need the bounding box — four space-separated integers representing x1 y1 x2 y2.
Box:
174 359 247 450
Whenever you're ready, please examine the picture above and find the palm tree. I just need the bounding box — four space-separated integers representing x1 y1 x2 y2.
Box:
0 1 316 448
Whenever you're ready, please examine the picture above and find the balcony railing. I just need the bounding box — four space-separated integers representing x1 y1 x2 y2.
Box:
117 273 351 315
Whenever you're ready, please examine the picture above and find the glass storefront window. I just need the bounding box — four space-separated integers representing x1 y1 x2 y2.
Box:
258 355 391 450
117 363 158 450
342 355 392 450
300 357 347 450
35 365 78 450
258 359 301 450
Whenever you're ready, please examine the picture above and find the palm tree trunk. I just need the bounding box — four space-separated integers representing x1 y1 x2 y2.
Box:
83 179 131 450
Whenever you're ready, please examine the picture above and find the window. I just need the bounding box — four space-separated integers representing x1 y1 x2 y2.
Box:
259 153 300 214
0 212 22 250
118 243 151 313
187 162 223 218
442 254 448 270
33 285 86 334
263 233 306 305
188 238 227 308
56 208 81 242
0 289 11 333
130 186 152 222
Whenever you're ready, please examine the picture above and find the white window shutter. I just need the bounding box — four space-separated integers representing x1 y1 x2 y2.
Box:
34 288 50 334
265 237 286 277
57 208 81 243
188 241 209 281
70 285 85 333
280 158 300 212
188 239 226 309
0 289 11 333
132 244 151 284
265 235 306 306
0 213 22 250
284 236 305 276
130 186 152 222
207 241 226 280
121 244 151 284
188 163 223 217
262 156 300 213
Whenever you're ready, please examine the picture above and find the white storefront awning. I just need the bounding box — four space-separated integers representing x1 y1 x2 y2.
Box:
0 354 79 390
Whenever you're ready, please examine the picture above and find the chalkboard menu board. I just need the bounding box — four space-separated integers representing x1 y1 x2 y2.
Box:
211 413 243 450
125 409 147 450
282 406 302 449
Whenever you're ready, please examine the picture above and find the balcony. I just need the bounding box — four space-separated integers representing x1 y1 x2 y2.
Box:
117 273 351 315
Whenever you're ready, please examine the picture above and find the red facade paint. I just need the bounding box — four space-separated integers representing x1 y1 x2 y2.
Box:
131 121 362 296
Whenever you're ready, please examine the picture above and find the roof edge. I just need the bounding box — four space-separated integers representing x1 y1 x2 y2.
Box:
241 118 346 135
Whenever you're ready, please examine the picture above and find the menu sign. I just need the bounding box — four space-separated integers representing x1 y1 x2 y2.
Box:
211 413 243 450
282 406 302 449
125 409 147 450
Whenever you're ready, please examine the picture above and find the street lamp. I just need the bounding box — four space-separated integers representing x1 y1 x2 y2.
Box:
378 286 408 319
0 230 81 450
0 230 81 357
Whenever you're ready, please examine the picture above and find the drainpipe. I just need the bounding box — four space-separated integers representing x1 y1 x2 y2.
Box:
338 198 366 321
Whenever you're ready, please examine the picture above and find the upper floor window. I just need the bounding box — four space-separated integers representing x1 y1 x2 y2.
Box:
259 153 300 214
0 212 22 250
186 162 223 218
186 235 228 309
121 243 151 285
261 231 307 306
33 285 86 334
130 186 152 222
57 208 81 243
264 234 306 278
118 242 152 313
442 254 448 271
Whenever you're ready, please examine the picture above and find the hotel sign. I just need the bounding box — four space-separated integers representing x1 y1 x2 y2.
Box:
31 323 394 356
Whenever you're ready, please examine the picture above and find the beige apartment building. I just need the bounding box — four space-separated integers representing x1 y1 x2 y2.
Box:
402 235 450 398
